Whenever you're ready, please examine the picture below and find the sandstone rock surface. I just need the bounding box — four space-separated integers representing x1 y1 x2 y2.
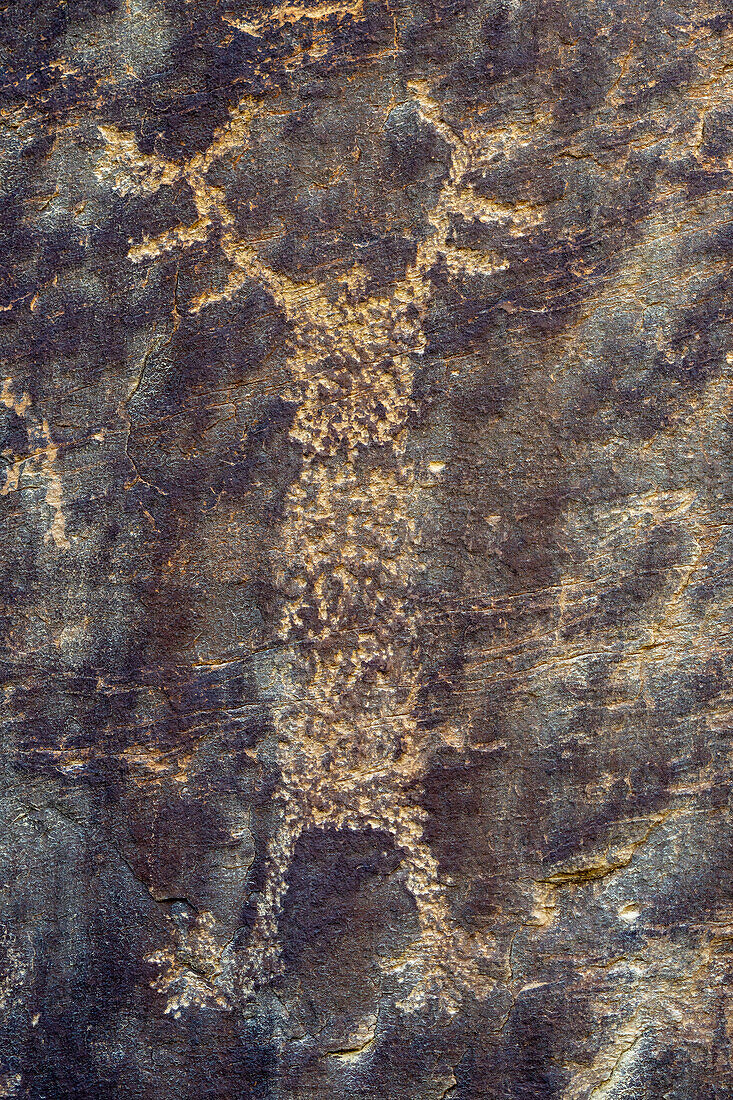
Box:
2 0 733 1095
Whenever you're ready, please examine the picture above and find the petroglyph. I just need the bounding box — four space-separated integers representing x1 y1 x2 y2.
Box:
98 79 532 1012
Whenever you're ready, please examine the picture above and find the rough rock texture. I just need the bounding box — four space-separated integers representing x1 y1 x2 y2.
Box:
2 0 733 1095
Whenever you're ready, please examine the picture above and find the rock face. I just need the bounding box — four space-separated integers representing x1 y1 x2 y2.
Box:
2 0 733 1095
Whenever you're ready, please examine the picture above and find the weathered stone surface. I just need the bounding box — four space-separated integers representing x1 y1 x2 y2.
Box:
1 0 733 1095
